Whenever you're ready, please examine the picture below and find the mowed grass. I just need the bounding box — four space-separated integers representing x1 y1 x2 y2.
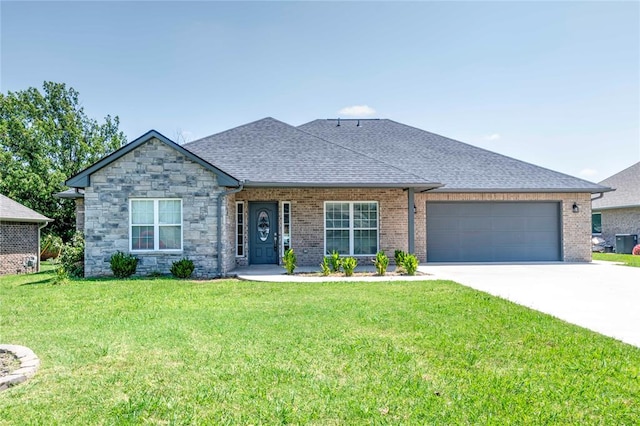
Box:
1 270 639 424
593 252 640 267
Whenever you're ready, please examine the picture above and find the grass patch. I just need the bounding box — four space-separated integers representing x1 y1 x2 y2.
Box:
593 252 640 267
1 270 639 424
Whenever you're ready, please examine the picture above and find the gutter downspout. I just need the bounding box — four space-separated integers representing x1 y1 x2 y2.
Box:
591 192 604 202
217 182 244 277
407 187 415 254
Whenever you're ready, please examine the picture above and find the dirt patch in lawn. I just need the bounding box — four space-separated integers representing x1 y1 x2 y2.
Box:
0 350 20 378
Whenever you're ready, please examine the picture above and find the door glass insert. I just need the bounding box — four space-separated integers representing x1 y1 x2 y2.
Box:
258 210 270 241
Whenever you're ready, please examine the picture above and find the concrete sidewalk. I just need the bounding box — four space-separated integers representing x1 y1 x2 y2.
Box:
420 262 640 348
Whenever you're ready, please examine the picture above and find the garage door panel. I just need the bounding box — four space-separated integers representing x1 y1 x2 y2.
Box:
427 202 561 262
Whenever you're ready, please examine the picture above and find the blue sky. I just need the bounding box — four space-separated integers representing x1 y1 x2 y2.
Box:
2 1 638 182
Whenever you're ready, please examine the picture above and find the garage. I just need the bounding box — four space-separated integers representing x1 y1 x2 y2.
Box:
426 201 561 262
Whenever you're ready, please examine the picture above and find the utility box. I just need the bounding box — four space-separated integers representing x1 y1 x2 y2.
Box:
615 234 638 254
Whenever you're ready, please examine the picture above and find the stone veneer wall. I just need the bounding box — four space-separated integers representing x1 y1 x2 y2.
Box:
234 188 410 267
0 221 40 275
83 138 224 278
598 207 640 247
418 192 593 262
75 198 85 232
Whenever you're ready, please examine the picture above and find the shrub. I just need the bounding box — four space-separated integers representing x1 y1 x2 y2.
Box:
283 249 297 275
633 244 640 256
320 257 331 276
58 232 85 278
329 250 342 273
110 251 138 278
342 257 358 277
373 251 389 276
394 249 407 273
40 234 63 260
402 253 419 276
171 258 195 279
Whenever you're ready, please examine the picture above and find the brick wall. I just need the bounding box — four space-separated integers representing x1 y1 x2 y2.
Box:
234 188 409 267
0 222 40 275
418 192 592 262
598 207 640 247
83 138 224 278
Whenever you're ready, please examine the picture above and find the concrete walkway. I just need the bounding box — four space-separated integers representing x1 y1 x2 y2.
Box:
235 262 640 347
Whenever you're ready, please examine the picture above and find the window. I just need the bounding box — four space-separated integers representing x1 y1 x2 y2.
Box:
325 201 378 255
130 199 182 251
282 202 291 255
236 202 245 257
592 212 602 234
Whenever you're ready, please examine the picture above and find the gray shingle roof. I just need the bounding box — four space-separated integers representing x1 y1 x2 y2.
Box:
298 119 610 193
592 162 640 210
183 117 440 188
0 194 52 223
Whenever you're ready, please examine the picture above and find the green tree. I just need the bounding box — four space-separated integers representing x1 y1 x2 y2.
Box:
0 82 126 239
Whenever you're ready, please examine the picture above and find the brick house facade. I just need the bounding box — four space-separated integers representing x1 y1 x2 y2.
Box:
0 194 52 275
66 119 609 278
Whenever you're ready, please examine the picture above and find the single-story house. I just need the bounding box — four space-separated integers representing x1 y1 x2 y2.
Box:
64 117 610 278
591 161 640 249
0 194 53 275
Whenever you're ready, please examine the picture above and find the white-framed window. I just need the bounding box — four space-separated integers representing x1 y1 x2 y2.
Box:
324 201 378 255
130 199 182 251
236 201 245 257
282 201 291 255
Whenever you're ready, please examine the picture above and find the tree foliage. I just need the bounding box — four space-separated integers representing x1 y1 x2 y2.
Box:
0 82 126 238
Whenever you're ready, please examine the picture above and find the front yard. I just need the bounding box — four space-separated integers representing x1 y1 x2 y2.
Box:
1 269 638 424
593 252 640 267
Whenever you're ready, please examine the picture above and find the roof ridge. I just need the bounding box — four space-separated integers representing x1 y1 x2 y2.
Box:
295 122 440 185
184 117 283 147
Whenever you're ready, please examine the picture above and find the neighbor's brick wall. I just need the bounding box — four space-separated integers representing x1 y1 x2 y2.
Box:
0 221 40 275
418 192 593 262
235 188 409 267
83 138 223 278
597 207 640 247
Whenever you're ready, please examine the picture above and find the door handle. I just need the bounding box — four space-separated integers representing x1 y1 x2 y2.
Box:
274 233 278 252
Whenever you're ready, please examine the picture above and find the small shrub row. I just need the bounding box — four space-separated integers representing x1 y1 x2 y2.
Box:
109 253 195 279
394 250 419 275
319 251 358 276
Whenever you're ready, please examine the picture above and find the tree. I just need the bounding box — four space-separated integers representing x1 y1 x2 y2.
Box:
0 82 127 239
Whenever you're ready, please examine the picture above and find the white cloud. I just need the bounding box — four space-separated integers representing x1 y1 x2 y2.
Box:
338 105 376 117
579 168 598 177
483 133 501 141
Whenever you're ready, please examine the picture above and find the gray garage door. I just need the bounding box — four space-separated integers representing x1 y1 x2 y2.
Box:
427 202 561 262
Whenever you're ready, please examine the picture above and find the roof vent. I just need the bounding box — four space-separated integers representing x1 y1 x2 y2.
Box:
336 118 341 127
356 119 361 127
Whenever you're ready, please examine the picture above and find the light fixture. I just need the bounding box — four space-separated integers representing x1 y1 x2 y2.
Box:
414 204 417 214
572 202 579 213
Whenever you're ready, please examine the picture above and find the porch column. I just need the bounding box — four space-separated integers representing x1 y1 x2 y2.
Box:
407 187 415 254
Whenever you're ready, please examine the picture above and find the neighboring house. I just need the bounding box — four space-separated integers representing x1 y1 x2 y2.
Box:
591 161 640 248
65 117 610 278
0 194 53 275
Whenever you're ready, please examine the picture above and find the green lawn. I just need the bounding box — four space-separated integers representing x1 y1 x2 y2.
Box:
593 252 640 267
1 270 638 424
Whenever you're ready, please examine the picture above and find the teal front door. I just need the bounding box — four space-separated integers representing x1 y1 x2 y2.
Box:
249 202 278 264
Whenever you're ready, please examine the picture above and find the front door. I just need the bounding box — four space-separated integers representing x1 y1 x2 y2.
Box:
249 202 278 264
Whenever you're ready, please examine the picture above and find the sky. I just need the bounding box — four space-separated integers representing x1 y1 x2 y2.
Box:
1 1 638 183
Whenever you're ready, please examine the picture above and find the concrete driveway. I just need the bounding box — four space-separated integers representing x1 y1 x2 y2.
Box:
420 262 640 348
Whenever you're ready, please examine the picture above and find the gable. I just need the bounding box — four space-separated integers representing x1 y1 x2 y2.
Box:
593 162 640 210
65 130 239 188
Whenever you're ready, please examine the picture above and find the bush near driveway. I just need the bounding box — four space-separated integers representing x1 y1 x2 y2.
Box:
1 270 638 424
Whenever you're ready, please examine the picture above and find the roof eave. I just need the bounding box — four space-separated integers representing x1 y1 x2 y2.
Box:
0 217 53 223
432 187 614 194
243 181 443 189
